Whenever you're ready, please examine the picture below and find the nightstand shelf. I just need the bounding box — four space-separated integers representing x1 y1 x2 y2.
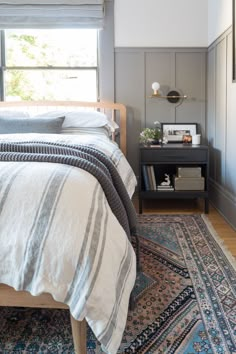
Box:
139 144 209 214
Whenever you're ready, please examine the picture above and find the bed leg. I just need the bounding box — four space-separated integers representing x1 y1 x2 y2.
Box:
132 228 141 273
70 315 87 354
129 228 142 311
129 291 135 311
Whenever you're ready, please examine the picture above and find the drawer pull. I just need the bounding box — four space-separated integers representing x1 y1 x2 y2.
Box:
165 155 187 159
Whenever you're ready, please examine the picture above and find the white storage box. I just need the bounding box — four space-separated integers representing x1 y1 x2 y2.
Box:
174 176 205 191
177 167 202 178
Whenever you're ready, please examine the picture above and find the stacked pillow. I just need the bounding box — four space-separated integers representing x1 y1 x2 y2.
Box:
0 109 119 137
35 110 119 137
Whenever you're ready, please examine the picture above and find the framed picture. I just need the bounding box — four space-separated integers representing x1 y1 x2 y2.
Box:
233 0 236 82
161 123 197 143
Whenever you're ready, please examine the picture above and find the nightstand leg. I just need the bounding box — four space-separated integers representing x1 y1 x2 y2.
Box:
139 197 142 214
204 198 209 214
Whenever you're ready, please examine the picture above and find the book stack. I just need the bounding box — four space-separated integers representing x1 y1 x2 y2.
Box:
142 165 156 190
157 184 174 191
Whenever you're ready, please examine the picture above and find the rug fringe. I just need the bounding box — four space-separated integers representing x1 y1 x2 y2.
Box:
201 213 236 268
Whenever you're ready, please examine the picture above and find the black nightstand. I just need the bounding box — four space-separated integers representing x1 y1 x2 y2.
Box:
139 144 209 214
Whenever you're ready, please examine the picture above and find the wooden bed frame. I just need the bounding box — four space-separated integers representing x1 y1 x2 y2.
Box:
0 100 127 354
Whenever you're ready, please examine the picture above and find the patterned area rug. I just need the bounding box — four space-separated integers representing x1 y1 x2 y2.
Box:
0 214 236 353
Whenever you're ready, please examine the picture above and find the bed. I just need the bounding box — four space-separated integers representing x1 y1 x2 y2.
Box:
0 101 137 354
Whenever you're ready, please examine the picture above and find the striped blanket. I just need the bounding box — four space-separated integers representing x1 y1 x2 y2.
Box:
0 134 137 354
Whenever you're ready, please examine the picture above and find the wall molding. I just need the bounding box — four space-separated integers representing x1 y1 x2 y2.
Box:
208 25 232 50
209 177 236 204
115 47 207 53
115 47 207 174
209 179 236 230
207 26 236 231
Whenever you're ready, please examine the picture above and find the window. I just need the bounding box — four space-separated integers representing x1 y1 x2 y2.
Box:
0 29 98 101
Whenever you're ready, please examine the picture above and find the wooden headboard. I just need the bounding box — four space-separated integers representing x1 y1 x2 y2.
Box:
0 101 127 156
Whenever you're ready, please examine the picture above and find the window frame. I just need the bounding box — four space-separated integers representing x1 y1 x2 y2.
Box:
0 29 99 101
0 0 114 102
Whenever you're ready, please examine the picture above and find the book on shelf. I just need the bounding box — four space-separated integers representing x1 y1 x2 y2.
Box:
142 165 157 191
157 185 174 191
148 165 156 190
147 165 154 190
142 165 151 190
157 184 174 188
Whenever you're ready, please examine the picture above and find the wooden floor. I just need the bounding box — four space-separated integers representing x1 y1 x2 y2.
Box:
133 196 236 258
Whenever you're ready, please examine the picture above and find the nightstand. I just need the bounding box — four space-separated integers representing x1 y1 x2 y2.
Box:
139 144 209 214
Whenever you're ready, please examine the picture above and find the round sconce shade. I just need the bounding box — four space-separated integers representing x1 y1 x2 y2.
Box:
151 82 160 91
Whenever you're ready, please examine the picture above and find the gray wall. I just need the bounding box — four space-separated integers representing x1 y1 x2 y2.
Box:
98 0 114 102
115 48 207 174
207 27 236 229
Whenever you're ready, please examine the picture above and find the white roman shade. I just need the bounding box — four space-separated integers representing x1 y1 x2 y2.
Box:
0 0 104 29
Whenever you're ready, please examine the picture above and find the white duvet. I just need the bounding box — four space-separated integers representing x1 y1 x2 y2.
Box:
0 133 137 354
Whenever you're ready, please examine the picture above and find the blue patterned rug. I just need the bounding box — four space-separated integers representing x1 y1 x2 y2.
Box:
0 214 236 353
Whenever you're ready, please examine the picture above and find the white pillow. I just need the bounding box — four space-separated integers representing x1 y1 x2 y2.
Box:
61 126 111 138
0 110 29 118
34 110 119 133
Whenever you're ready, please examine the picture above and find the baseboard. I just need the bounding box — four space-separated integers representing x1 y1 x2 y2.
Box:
209 180 236 231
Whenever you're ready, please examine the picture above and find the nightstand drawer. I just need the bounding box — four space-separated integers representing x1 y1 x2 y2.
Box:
140 148 208 163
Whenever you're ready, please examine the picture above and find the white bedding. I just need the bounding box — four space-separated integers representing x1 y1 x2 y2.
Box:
0 133 137 354
0 132 137 197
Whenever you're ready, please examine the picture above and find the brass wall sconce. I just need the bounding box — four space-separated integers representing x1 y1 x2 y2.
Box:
150 82 187 104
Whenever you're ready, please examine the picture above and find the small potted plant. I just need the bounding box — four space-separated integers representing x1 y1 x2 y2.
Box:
139 121 162 146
